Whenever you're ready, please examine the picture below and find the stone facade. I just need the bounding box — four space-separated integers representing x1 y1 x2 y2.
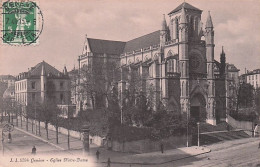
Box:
15 61 71 107
78 2 239 125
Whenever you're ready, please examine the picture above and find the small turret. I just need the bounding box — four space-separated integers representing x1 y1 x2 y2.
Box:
160 14 168 48
41 62 46 76
161 14 167 31
180 7 187 24
41 62 47 103
220 46 226 77
220 46 226 63
206 11 213 29
63 66 68 76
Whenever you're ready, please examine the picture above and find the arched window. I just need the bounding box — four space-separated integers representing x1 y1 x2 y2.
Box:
175 18 179 39
149 65 153 78
190 16 194 37
181 81 184 96
186 82 189 96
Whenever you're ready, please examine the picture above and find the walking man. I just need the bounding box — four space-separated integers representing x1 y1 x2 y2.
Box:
96 150 100 160
160 143 164 153
32 146 36 154
107 158 111 167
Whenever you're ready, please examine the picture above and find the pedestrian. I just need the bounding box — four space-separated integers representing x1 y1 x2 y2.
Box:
107 158 111 167
254 124 258 137
8 132 12 143
96 150 100 160
32 146 36 154
226 124 230 131
160 143 164 153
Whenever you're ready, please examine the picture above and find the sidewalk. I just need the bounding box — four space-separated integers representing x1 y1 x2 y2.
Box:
12 118 211 166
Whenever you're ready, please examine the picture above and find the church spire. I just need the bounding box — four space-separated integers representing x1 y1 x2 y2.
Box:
206 11 213 28
221 46 225 54
220 46 226 64
220 46 226 77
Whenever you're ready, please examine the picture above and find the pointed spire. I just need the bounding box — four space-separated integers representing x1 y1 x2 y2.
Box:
206 11 213 28
41 62 46 76
180 6 187 24
221 46 225 54
161 14 167 31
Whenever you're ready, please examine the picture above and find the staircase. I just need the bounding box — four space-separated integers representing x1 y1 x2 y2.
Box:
191 122 251 146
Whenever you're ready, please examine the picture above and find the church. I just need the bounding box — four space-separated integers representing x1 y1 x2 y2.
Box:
77 2 239 125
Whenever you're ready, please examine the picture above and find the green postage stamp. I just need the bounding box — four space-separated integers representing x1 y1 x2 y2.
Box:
1 0 43 46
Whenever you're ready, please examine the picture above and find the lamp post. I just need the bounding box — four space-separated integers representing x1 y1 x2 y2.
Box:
67 106 70 150
197 122 200 147
186 100 190 147
34 101 37 135
1 130 4 156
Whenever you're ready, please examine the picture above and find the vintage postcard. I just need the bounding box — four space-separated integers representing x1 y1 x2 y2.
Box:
0 0 260 167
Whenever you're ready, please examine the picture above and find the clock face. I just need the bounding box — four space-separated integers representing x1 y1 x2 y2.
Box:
190 54 201 71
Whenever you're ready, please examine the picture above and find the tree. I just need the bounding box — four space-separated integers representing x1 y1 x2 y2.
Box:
38 100 56 140
238 83 254 108
50 103 62 144
255 88 260 116
78 60 118 109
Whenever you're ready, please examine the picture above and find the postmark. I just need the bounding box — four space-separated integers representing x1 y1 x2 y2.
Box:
0 0 43 46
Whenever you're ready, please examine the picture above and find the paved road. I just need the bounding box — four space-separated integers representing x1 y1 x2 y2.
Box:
1 119 260 167
173 138 260 167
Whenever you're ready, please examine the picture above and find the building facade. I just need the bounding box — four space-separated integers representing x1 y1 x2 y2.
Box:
15 61 71 107
78 2 239 125
243 69 260 89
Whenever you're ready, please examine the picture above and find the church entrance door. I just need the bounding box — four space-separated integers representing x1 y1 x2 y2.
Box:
190 106 200 122
190 93 206 122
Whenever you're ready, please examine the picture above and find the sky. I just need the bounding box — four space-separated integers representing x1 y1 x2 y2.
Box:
1 0 260 76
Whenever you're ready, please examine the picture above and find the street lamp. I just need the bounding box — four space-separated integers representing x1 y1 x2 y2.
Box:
197 122 200 147
186 100 190 147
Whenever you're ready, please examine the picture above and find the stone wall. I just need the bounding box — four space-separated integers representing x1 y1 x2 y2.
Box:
110 135 189 153
22 117 104 146
226 115 253 135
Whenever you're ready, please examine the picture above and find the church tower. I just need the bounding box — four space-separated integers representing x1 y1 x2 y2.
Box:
205 11 216 125
179 7 190 115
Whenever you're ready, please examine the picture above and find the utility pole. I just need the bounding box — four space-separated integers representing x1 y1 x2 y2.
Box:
197 122 200 147
67 106 70 150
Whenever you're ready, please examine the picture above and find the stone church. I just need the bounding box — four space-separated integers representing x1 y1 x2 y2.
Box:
78 2 239 125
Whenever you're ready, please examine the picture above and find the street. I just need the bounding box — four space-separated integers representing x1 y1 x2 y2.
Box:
1 121 260 167
173 138 260 167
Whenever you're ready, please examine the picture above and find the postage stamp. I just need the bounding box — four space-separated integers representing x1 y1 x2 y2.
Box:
0 0 43 46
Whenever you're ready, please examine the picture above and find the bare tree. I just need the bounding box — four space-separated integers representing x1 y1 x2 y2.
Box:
78 59 118 109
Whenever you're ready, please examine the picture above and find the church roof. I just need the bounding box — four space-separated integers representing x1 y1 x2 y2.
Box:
123 30 160 53
29 61 61 76
87 30 160 55
168 2 202 15
88 38 126 55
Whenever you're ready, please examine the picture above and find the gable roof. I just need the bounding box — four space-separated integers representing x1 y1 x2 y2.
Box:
29 61 61 76
123 30 160 53
88 38 126 55
87 30 160 55
168 2 202 15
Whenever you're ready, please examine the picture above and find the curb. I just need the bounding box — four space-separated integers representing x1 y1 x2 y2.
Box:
14 127 66 151
99 147 211 165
